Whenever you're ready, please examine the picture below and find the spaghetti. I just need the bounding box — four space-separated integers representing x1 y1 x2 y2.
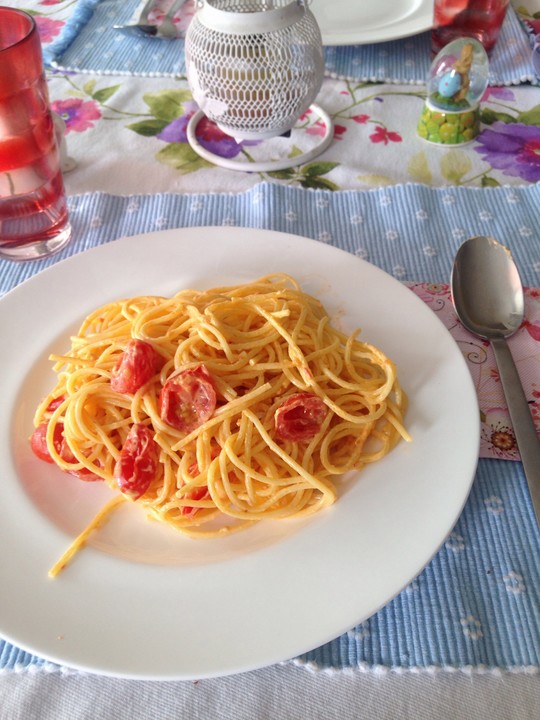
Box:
32 274 410 573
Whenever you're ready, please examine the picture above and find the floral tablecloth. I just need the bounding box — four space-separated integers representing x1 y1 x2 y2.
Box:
6 0 540 193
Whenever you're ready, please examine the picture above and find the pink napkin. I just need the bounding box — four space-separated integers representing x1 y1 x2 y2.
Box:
130 0 196 37
408 282 540 461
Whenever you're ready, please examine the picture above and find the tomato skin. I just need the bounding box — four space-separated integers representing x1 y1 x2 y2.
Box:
181 486 209 517
30 397 66 462
45 396 65 413
159 364 217 433
65 466 102 482
111 339 162 394
274 392 329 441
114 423 159 500
30 422 63 463
30 421 102 481
58 440 103 482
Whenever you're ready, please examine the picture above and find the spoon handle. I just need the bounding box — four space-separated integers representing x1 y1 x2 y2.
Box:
491 337 540 528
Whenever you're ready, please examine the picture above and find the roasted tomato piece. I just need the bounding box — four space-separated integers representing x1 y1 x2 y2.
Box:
31 422 102 481
30 397 65 462
114 423 159 500
45 396 65 413
274 392 329 441
30 422 63 463
181 486 210 517
58 440 103 482
64 466 102 482
111 339 162 394
159 364 216 433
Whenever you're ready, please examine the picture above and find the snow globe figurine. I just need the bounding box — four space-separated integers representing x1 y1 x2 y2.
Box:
417 37 489 145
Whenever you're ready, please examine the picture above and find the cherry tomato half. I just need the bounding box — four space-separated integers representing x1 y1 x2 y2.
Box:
114 423 159 500
30 421 102 481
181 486 210 517
45 396 65 413
58 438 103 482
30 422 63 463
111 339 162 394
159 364 217 433
274 392 329 442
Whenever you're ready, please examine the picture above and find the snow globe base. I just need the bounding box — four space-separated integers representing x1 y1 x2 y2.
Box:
417 103 480 145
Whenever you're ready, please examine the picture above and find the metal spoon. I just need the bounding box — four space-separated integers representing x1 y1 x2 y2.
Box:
451 235 540 529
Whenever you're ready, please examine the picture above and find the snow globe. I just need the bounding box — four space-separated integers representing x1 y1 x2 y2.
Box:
417 37 489 145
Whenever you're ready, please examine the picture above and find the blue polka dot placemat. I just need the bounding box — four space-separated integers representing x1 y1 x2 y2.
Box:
1 183 539 674
41 0 538 86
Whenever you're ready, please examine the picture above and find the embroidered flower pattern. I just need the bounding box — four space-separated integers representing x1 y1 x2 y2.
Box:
35 16 64 42
156 106 258 160
475 122 540 183
503 571 525 594
484 495 505 515
446 532 466 552
481 407 518 459
51 98 102 133
369 126 402 145
351 114 370 124
460 615 483 640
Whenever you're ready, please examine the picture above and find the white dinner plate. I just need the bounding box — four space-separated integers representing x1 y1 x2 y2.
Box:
0 227 479 680
311 0 433 46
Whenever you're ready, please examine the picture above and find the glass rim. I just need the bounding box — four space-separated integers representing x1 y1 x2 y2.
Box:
0 6 37 54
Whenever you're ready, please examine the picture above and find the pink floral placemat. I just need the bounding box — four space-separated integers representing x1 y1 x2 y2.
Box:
408 282 540 461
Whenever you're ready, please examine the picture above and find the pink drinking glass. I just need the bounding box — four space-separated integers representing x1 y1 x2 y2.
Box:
0 6 71 261
432 0 510 56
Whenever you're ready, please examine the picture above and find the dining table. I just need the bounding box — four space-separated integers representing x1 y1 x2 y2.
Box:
1 0 540 718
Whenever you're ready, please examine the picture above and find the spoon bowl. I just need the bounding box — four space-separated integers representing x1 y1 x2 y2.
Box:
451 235 524 339
452 235 540 529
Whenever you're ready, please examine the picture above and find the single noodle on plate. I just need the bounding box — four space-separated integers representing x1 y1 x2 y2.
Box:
30 274 410 575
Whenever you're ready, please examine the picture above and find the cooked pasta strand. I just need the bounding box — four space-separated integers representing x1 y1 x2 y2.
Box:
33 274 409 573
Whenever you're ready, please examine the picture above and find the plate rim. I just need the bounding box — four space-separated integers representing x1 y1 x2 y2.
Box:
312 0 433 46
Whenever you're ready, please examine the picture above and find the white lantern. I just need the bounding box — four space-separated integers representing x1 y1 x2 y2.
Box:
185 0 332 171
